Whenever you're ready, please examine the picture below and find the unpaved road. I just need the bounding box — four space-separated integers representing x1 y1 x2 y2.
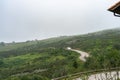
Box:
67 48 89 62
67 48 120 80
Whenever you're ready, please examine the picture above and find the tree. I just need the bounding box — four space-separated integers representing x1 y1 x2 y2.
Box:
73 60 78 69
114 44 120 50
0 59 4 67
12 41 15 44
0 42 5 46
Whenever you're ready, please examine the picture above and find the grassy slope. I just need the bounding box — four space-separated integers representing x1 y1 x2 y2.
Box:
0 28 120 80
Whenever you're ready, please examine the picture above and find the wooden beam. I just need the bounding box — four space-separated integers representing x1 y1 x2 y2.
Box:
108 1 120 15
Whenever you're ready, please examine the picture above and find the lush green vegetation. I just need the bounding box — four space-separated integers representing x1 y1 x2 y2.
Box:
0 48 81 80
0 28 120 80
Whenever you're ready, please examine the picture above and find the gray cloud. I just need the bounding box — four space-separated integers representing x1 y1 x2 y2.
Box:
0 0 120 42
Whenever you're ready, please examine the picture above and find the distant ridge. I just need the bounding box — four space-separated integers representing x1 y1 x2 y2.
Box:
0 27 120 52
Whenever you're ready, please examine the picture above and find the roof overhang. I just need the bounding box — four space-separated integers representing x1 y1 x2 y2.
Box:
108 1 120 17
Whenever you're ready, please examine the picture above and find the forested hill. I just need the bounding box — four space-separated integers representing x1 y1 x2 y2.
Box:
0 28 120 80
0 28 120 53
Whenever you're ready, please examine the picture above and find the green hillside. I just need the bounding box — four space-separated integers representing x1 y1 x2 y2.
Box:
1 28 120 52
0 28 120 80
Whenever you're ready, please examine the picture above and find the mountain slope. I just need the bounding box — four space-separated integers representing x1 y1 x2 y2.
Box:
1 28 120 50
0 28 120 80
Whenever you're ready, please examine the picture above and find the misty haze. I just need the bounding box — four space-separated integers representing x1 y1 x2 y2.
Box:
0 0 120 80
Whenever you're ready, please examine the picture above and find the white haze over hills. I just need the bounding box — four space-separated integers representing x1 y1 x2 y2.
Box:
0 0 120 42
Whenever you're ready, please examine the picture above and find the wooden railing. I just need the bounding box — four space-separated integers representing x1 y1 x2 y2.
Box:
52 67 120 80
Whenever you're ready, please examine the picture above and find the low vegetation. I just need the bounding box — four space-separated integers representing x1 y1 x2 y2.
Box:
0 28 120 80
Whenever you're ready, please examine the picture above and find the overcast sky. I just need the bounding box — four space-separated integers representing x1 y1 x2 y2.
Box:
0 0 120 42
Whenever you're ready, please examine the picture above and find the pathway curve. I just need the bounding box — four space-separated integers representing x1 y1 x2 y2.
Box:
67 47 89 62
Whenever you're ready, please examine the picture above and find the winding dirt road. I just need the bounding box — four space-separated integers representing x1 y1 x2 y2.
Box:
67 47 89 62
